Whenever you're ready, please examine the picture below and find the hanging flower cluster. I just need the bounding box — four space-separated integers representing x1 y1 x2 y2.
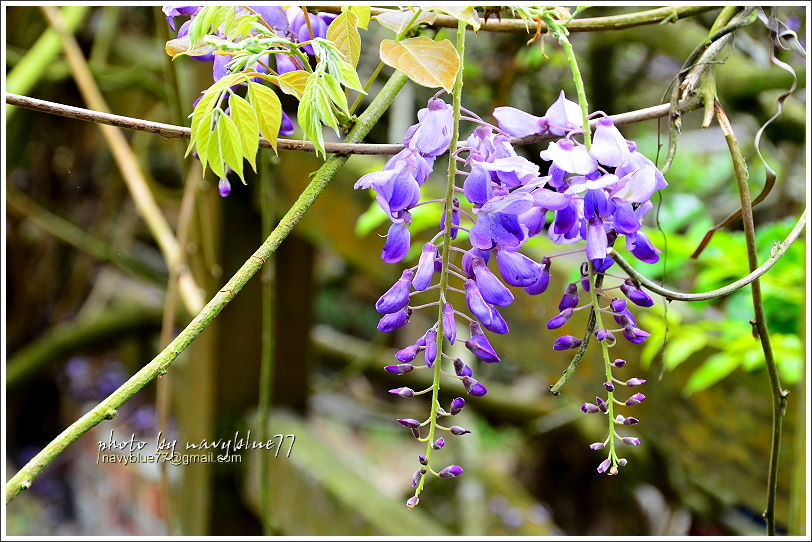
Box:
356 90 667 504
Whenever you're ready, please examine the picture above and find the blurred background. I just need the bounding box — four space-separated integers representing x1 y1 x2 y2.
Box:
4 5 807 536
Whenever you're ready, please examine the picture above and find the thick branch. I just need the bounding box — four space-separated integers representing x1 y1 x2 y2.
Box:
4 69 410 504
5 92 702 155
314 6 717 33
607 209 806 302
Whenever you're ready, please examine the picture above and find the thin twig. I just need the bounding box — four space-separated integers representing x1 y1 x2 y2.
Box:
6 92 702 156
715 101 787 536
313 6 717 33
4 69 410 505
607 209 806 302
38 6 204 314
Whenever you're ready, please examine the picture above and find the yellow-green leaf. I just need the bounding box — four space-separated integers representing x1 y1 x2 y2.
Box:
218 113 244 182
194 110 215 170
187 91 220 156
228 94 259 172
326 11 361 67
425 6 481 30
248 82 282 151
379 37 460 92
207 117 225 179
374 9 436 35
343 6 370 29
165 36 216 59
277 70 309 99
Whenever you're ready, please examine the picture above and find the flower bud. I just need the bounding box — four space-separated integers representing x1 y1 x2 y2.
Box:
397 418 421 429
553 335 582 350
432 437 445 450
453 358 474 377
375 269 415 314
450 426 471 436
603 381 615 392
464 279 494 324
481 306 509 335
412 243 438 291
617 458 628 466
472 257 514 307
546 308 574 330
438 465 463 478
612 358 627 368
411 468 425 487
449 397 465 415
597 458 612 474
442 303 456 344
465 322 500 363
388 387 415 398
625 378 646 387
384 364 414 375
462 376 488 397
623 417 640 425
406 496 419 508
581 403 600 414
218 178 231 197
395 344 420 363
596 396 609 413
424 330 438 367
620 279 654 307
589 442 605 450
625 393 646 406
525 258 551 295
377 307 412 333
418 455 428 465
622 436 641 446
558 283 580 311
610 298 627 312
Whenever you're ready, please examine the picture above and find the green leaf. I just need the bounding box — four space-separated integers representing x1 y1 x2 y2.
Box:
663 331 708 370
326 11 362 67
343 6 370 29
218 113 244 182
187 90 220 157
248 82 282 151
228 93 259 172
193 109 215 170
207 115 225 179
379 37 460 92
333 59 365 93
189 6 226 47
321 73 349 113
683 352 740 396
277 70 309 99
297 99 325 157
165 36 216 59
205 72 247 95
425 6 481 30
374 9 436 35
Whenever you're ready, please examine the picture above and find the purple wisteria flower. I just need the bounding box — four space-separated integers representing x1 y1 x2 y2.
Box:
355 89 667 501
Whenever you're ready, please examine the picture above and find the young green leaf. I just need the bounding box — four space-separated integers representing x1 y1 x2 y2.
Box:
187 90 221 157
342 6 370 29
321 72 349 114
424 6 481 30
374 9 436 35
207 117 226 179
379 37 460 92
165 36 216 59
247 82 282 151
218 113 244 182
326 11 362 67
297 98 325 157
228 93 259 172
189 6 226 47
193 109 216 170
277 70 310 99
333 59 365 93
